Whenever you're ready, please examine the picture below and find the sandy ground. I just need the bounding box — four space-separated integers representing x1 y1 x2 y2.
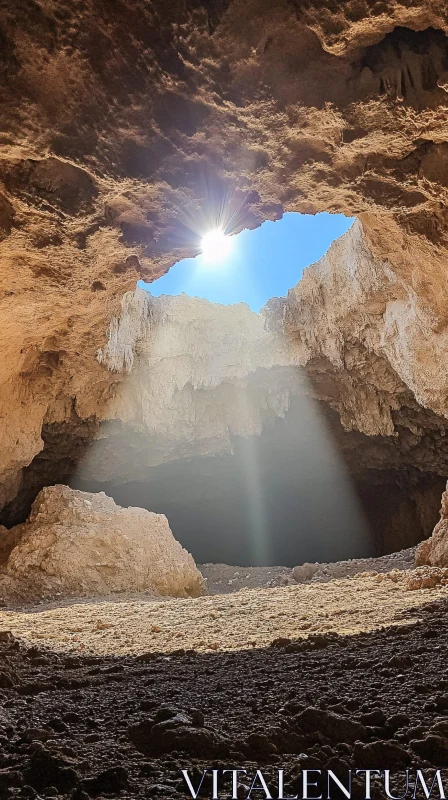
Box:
1 565 447 657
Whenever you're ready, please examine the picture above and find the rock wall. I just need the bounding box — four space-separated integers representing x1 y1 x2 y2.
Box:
0 0 448 548
92 290 295 471
264 219 448 434
2 224 448 561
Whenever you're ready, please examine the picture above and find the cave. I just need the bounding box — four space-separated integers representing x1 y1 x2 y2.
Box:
2 205 448 568
1 390 445 568
2 6 448 571
2 241 447 568
3 168 448 570
69 406 446 567
2 2 448 796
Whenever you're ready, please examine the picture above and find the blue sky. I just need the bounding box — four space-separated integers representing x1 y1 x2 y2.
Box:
139 212 354 312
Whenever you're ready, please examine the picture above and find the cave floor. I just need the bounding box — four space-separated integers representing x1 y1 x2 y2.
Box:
1 564 448 797
0 555 443 658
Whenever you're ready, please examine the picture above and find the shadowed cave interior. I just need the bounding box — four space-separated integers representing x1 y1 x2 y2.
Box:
1 395 445 568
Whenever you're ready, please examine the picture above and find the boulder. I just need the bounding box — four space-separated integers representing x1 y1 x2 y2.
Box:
292 562 319 583
295 707 366 744
0 485 204 601
416 481 448 566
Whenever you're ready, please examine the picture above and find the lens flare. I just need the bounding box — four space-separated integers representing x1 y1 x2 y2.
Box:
200 229 232 261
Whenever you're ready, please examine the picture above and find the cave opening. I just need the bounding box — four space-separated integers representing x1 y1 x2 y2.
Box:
137 211 355 311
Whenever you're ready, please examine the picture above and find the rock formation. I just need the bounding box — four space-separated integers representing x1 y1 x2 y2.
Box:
0 485 204 602
1 1 448 560
416 480 448 566
63 277 447 563
93 289 295 469
0 221 446 564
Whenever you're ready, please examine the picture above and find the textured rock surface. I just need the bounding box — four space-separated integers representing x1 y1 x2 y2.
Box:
290 547 420 585
0 485 204 602
90 289 295 472
1 0 448 531
416 480 448 566
264 218 448 436
3 562 448 655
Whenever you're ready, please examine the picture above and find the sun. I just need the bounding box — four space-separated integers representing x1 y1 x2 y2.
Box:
200 229 232 261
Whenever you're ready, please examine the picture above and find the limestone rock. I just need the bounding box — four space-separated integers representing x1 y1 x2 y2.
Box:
0 486 204 602
292 563 319 583
416 482 448 567
86 291 294 475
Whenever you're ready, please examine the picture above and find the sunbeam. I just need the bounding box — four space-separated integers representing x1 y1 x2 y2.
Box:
73 285 372 568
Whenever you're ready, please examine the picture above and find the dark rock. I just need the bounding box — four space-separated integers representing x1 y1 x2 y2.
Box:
422 629 439 639
360 710 387 727
435 695 448 711
84 733 100 743
308 634 330 649
410 735 448 766
296 707 366 744
406 725 426 739
280 701 306 716
153 706 179 722
135 652 157 663
129 719 230 757
70 790 90 800
62 712 81 724
353 740 410 768
22 727 51 742
431 721 448 737
140 699 158 711
24 748 79 793
152 712 191 731
0 768 23 789
21 787 39 799
0 672 13 689
191 709 205 727
246 732 277 755
386 713 410 730
148 785 177 797
82 765 129 796
48 717 68 733
285 643 304 653
387 655 412 669
270 637 292 648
